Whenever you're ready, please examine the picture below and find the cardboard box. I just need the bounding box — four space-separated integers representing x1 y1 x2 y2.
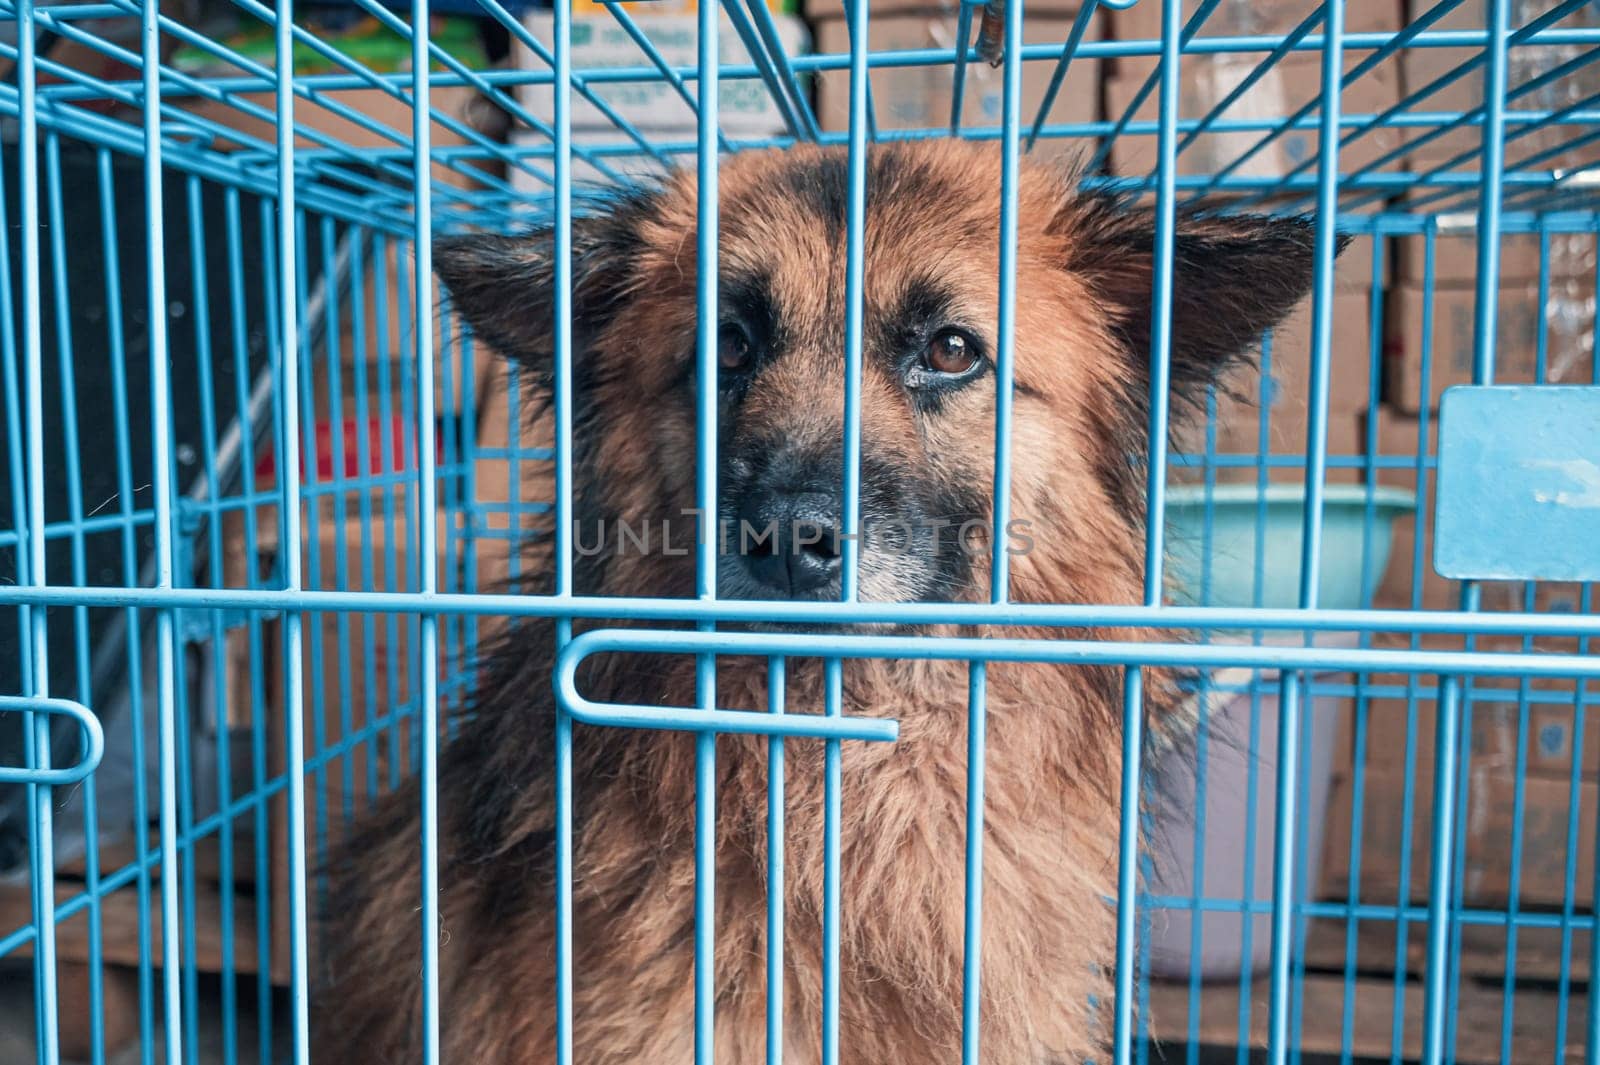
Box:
1382 280 1596 413
1355 407 1452 608
812 13 1101 141
1393 228 1598 287
1113 0 1401 45
577 0 794 12
1374 499 1459 611
184 86 495 192
1321 764 1597 909
1400 43 1600 176
507 128 679 197
1178 291 1373 483
1353 629 1599 779
805 0 1082 17
1360 683 1600 782
1105 54 1405 183
1334 232 1386 293
515 13 810 134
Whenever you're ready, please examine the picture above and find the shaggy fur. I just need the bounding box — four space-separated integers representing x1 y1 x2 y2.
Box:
314 141 1331 1064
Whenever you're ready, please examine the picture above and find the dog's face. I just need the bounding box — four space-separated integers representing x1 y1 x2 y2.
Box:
436 142 1328 607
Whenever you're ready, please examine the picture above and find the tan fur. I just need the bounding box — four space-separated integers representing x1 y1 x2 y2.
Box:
315 141 1314 1064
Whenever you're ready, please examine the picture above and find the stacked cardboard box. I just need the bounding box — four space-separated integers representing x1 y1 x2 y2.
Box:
510 6 810 195
1105 54 1408 182
1320 625 1597 912
1105 0 1408 187
808 0 1100 149
1175 282 1378 486
1110 0 1404 43
1399 0 1600 178
1383 230 1597 413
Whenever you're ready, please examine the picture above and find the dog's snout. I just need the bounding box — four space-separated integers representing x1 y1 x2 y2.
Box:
736 486 842 596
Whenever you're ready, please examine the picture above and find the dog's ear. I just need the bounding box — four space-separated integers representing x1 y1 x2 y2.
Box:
1064 199 1346 399
433 200 648 370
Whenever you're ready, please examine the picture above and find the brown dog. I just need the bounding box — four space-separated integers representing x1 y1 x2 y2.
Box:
315 140 1330 1063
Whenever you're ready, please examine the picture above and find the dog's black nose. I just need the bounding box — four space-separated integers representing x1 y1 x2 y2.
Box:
736 488 841 596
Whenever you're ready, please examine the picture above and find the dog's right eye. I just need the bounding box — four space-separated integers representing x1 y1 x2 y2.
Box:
718 323 752 372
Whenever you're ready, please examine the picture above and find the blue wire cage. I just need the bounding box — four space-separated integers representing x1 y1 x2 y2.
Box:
1 0 1599 1062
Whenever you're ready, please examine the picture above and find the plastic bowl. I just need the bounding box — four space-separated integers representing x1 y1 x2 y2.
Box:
1145 483 1415 980
1162 483 1417 613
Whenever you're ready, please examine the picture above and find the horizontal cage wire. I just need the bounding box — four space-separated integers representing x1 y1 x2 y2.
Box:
0 0 1597 1064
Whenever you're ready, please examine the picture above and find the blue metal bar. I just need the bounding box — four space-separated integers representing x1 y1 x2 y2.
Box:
964 0 1021 1055
949 0 977 132
1422 2 1511 1061
96 141 161 1065
1390 223 1435 1064
137 0 185 1057
1271 7 1345 1062
1584 250 1600 1065
1551 268 1596 1047
1115 0 1181 1054
174 178 216 1061
225 187 273 1065
552 0 577 1043
374 234 406 793
42 118 105 1065
841 0 878 142
992 0 1021 608
188 169 240 1065
558 630 1600 705
348 230 384 803
410 0 444 1057
13 2 62 1056
294 206 333 935
267 0 313 1056
961 661 987 1065
0 2 126 17
694 2 722 1062
8 582 1600 639
320 215 355 827
767 657 786 1065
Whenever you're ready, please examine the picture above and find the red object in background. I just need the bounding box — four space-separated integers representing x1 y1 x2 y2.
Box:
254 416 444 483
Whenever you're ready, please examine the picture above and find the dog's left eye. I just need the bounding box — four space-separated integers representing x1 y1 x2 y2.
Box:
924 329 981 376
719 323 752 372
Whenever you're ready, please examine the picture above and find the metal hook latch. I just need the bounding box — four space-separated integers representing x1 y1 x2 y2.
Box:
0 696 106 787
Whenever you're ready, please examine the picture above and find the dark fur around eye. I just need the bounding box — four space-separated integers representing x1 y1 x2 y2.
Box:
877 277 991 407
676 271 781 392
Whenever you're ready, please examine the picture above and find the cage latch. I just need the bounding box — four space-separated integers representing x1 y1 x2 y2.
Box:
0 696 105 786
